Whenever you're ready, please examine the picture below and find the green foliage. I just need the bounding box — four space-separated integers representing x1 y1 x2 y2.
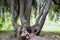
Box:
0 23 3 29
0 15 14 31
48 3 60 22
0 0 60 32
40 31 45 36
0 0 10 12
42 19 60 33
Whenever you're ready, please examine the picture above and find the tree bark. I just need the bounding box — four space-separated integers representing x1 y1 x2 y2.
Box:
11 0 21 39
24 0 32 26
20 0 28 26
10 0 53 40
32 0 52 35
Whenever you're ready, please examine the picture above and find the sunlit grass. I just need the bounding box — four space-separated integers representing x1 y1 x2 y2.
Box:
42 20 60 33
0 15 60 33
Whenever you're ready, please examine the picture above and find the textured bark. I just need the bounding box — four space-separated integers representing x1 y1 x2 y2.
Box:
11 0 21 39
24 0 32 33
20 0 28 26
31 0 52 35
20 0 32 33
31 1 47 29
24 0 32 26
11 0 19 27
35 1 46 25
2 0 59 40
11 0 16 27
10 0 54 40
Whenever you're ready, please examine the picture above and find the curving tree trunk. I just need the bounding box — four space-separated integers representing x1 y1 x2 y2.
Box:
9 0 60 40
10 0 52 40
0 0 60 40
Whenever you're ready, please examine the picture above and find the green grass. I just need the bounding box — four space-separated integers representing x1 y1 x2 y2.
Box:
0 16 60 33
42 20 60 33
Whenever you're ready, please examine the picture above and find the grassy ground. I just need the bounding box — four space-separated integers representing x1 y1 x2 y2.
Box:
0 16 60 33
0 19 60 40
42 20 60 33
0 20 60 32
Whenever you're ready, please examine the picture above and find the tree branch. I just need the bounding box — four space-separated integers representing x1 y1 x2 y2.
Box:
31 0 46 30
11 0 20 30
19 0 28 27
24 0 32 33
32 0 52 35
35 1 46 25
11 0 16 27
24 0 32 26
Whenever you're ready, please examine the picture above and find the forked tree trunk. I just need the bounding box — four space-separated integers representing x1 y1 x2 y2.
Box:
10 0 52 40
1 0 60 40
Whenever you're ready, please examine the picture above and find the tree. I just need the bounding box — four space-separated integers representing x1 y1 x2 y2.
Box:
0 0 60 40
10 0 60 40
11 0 52 40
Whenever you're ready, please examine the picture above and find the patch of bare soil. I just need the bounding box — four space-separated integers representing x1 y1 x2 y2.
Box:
0 31 60 40
39 32 60 40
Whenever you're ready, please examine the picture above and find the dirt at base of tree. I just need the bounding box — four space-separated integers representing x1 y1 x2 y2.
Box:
0 31 60 40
